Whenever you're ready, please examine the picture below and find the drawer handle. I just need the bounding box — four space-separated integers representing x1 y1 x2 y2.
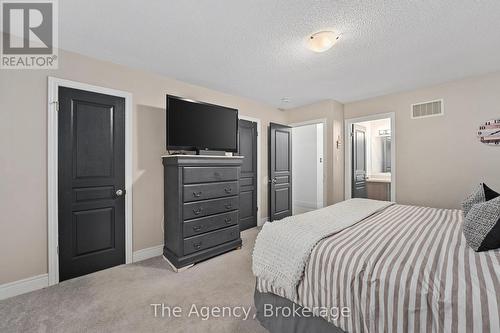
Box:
193 191 202 198
224 217 232 224
214 172 221 178
193 225 202 232
224 187 232 194
225 203 233 209
193 242 202 250
193 207 203 215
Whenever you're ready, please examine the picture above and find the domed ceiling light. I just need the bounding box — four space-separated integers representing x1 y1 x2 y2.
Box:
307 31 340 53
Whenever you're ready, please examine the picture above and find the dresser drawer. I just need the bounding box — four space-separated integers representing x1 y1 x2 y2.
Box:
184 181 239 202
183 196 239 220
183 167 238 184
183 211 238 238
183 225 240 255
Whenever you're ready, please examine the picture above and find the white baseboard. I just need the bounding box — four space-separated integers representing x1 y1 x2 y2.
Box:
293 200 318 209
0 274 49 301
258 216 269 226
1 245 164 301
132 245 164 262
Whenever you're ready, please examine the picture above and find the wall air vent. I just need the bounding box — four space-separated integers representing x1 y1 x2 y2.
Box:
411 99 444 119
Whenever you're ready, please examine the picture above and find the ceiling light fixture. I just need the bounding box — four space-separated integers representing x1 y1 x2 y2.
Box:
307 31 340 53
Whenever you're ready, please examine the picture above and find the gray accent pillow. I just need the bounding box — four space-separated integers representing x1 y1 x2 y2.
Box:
461 184 486 218
463 196 500 252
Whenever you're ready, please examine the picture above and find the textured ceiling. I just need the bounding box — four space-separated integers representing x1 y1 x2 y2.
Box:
59 0 500 108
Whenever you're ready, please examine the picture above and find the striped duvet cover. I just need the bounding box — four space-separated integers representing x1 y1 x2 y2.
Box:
257 204 500 332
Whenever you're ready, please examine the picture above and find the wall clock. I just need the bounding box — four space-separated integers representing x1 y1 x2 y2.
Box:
478 119 500 145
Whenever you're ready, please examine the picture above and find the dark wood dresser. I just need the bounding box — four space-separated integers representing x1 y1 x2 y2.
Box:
162 155 243 270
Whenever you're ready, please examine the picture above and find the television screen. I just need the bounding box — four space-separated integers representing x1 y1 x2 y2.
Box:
166 95 238 152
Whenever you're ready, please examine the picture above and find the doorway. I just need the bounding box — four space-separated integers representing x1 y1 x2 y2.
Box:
345 113 395 202
291 122 325 214
48 77 133 285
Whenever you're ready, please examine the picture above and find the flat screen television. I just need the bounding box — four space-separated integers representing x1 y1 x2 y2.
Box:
166 95 239 152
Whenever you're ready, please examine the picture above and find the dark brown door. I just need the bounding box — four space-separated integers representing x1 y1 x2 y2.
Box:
58 87 126 281
269 123 292 221
352 124 367 198
238 119 258 230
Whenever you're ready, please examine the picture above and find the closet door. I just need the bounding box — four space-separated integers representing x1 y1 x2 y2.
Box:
238 119 258 230
269 123 292 221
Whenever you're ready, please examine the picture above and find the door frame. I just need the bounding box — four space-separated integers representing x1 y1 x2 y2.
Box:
289 118 327 210
344 112 396 202
238 115 262 225
47 77 133 286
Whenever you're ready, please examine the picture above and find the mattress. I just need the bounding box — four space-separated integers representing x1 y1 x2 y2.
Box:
257 204 500 332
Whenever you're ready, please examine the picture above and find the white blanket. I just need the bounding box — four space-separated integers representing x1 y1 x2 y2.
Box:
252 198 394 298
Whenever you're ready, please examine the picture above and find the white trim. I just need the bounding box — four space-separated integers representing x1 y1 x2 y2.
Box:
0 274 49 301
258 216 269 226
344 112 396 202
289 118 327 127
238 115 262 224
289 118 328 209
410 99 444 119
133 245 164 262
293 200 319 209
47 77 133 286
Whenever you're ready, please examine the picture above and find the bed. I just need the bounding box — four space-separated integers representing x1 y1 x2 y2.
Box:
253 201 500 333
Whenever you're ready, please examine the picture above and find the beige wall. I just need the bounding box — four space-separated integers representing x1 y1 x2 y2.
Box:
285 100 345 205
3 48 500 286
0 50 286 285
344 72 500 209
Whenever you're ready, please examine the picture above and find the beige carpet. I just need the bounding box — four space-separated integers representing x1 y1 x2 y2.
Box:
0 228 267 333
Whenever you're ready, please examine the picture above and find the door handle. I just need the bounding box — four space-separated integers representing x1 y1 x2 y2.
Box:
115 189 125 197
272 178 277 184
